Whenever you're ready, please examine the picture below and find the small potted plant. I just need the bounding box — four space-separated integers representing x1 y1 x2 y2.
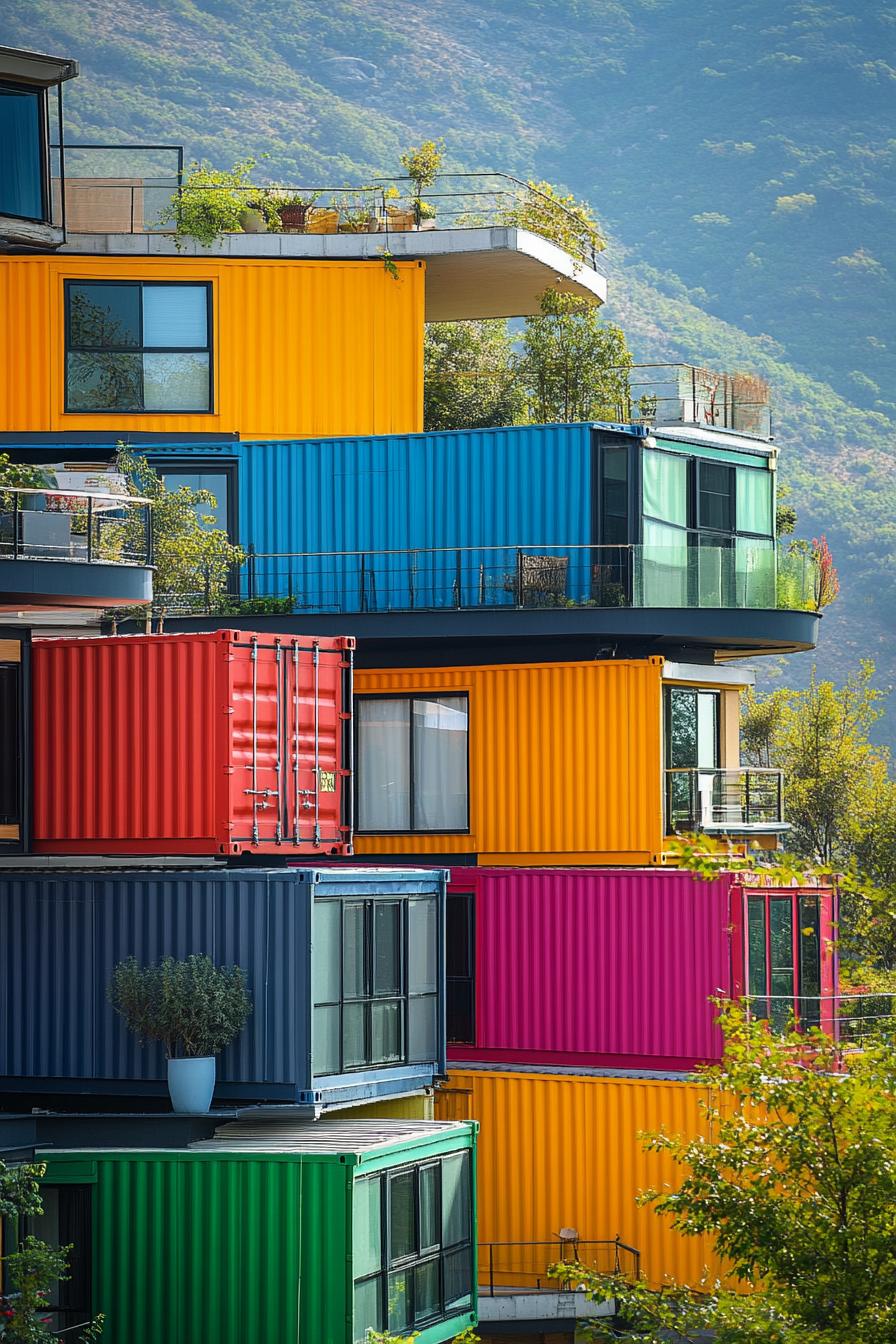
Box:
108 954 252 1113
161 158 267 247
339 192 378 233
276 190 321 232
399 138 444 226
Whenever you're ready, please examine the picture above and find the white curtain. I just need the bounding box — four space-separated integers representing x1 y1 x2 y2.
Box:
413 696 468 830
357 698 410 830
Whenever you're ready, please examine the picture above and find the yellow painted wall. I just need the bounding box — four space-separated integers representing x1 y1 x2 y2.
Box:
354 657 665 865
0 255 424 439
332 1092 435 1121
437 1067 726 1290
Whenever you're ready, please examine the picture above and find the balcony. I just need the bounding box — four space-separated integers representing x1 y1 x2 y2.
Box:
50 147 606 318
621 364 773 440
665 767 787 836
0 485 153 611
477 1238 638 1327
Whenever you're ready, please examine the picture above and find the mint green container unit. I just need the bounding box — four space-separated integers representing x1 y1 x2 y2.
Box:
39 1119 477 1344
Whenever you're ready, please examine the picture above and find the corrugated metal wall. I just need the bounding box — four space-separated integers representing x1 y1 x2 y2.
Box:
354 658 664 863
436 1067 725 1289
0 867 445 1103
0 255 423 439
449 868 732 1069
149 421 596 603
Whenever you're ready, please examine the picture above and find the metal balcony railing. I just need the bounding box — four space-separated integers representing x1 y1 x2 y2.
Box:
49 146 605 270
0 486 152 568
160 539 819 618
479 1238 640 1297
616 363 773 439
666 767 785 833
745 993 896 1044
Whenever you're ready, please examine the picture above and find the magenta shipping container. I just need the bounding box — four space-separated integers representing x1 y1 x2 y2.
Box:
445 868 837 1071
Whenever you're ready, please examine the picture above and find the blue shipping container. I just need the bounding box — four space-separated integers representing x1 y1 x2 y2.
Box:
0 866 447 1108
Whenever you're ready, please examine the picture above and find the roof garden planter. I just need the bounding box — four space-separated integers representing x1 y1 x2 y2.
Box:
305 206 340 234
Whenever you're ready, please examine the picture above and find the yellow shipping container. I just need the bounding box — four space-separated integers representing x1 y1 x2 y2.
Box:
354 657 665 865
437 1066 726 1289
0 255 424 440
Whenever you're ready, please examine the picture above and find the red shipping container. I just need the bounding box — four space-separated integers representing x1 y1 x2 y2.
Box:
31 630 353 857
446 867 837 1071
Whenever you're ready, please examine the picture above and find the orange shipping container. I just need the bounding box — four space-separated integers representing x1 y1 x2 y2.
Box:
353 657 665 865
0 255 424 440
437 1065 725 1290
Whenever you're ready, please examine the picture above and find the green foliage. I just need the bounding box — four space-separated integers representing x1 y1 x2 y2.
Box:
108 954 253 1059
0 1164 44 1222
160 158 278 245
498 179 605 260
424 320 524 431
552 1002 896 1343
114 445 244 617
399 138 444 194
520 288 632 423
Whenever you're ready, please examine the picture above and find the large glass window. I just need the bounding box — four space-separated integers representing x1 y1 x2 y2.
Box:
643 448 688 528
357 694 468 832
446 892 475 1044
601 443 630 545
158 468 232 534
65 281 212 412
747 893 822 1032
665 687 720 831
313 894 440 1077
353 1153 473 1341
0 83 46 221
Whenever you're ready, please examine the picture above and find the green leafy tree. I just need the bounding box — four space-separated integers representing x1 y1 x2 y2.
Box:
424 320 524 431
520 288 632 424
114 445 244 618
552 1001 896 1344
0 1162 104 1343
498 179 605 262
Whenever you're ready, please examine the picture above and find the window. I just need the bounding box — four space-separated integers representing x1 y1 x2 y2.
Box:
357 694 469 832
2 1185 92 1333
664 686 720 831
697 461 734 533
747 893 822 1031
0 83 46 221
0 659 22 836
155 465 235 536
65 281 212 413
600 443 630 545
312 894 440 1076
446 892 475 1044
352 1153 473 1341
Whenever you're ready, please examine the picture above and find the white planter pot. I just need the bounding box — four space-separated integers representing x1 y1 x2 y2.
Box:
167 1056 216 1113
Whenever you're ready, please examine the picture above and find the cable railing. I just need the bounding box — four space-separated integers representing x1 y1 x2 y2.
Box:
666 767 785 832
160 539 819 618
0 486 152 568
50 147 604 269
478 1238 640 1297
744 993 896 1043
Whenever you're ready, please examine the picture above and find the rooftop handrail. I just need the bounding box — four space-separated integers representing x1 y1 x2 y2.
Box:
0 486 152 568
478 1236 641 1297
0 484 151 504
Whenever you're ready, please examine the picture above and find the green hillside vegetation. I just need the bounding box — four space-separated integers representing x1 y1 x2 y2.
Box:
2 0 894 735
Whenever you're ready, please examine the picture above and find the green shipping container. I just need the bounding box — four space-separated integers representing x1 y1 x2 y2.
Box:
37 1118 477 1344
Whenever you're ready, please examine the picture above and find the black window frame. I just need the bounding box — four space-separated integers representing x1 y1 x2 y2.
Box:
312 894 440 1078
352 1152 473 1339
63 279 214 414
355 692 471 835
664 685 722 833
0 79 50 224
150 456 239 543
446 891 475 1045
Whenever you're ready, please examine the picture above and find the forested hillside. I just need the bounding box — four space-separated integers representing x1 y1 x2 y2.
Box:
3 0 895 733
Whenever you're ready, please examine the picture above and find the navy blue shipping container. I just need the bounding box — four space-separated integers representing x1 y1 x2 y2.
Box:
0 866 447 1108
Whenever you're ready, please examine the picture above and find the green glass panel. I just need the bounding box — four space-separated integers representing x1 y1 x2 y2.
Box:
371 1000 402 1063
641 520 688 606
414 1259 440 1322
312 899 341 1004
736 468 773 536
419 1165 439 1253
799 896 821 1027
373 901 401 996
747 897 768 1011
441 1153 470 1248
408 898 437 994
770 899 794 971
353 1176 382 1278
444 1246 473 1310
353 1277 383 1341
343 1001 366 1068
312 1004 340 1077
409 995 438 1063
736 537 776 608
389 1172 416 1262
387 1270 411 1330
343 902 366 999
643 448 688 527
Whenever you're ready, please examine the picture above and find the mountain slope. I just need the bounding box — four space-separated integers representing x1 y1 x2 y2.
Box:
3 0 894 734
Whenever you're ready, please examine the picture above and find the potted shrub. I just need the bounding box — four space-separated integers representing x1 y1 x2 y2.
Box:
399 138 444 225
161 158 270 247
108 954 252 1113
276 190 321 232
339 192 378 234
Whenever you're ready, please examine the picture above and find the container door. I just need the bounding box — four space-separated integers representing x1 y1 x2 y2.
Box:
282 639 348 851
230 636 285 845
